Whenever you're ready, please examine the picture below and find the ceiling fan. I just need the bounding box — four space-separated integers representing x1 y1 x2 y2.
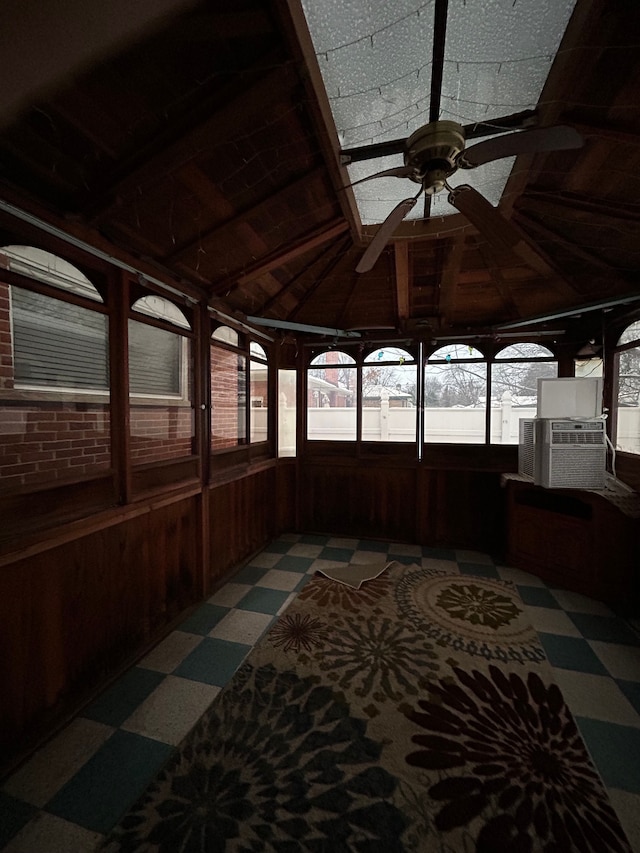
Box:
335 0 584 274
350 119 584 273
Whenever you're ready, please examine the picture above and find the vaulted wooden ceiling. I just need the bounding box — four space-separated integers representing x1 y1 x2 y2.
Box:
0 0 638 344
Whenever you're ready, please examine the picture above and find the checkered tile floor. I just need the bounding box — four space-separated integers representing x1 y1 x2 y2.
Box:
2 533 640 851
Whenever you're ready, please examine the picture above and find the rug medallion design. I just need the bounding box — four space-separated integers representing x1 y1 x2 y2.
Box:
103 563 631 852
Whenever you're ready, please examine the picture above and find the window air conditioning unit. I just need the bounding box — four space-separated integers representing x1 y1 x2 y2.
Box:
534 419 606 490
518 418 536 477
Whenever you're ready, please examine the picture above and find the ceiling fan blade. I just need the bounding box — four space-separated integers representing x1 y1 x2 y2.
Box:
347 165 414 189
448 185 555 277
458 125 584 169
356 195 420 274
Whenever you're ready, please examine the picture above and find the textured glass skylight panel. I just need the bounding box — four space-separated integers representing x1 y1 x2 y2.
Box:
301 0 577 224
442 0 577 126
301 0 433 148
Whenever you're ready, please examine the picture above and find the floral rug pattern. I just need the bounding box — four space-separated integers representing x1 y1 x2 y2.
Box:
103 563 631 852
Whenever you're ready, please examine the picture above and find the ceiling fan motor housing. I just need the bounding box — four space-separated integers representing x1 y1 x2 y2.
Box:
404 120 465 194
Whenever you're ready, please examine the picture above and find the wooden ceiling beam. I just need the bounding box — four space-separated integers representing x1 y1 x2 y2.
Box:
209 219 349 299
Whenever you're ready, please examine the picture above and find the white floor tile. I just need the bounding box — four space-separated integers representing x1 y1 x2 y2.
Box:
2 719 114 807
139 630 204 674
525 606 583 637
3 812 104 853
552 669 640 727
286 543 324 558
589 641 640 681
257 569 302 591
607 788 640 852
209 609 273 644
121 676 219 746
208 582 252 608
247 552 282 569
549 588 614 616
496 565 547 587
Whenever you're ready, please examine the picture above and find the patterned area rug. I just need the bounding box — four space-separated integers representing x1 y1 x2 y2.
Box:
102 565 632 852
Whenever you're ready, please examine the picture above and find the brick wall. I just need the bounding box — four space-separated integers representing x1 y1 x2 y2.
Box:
130 406 193 464
0 280 195 490
211 346 244 450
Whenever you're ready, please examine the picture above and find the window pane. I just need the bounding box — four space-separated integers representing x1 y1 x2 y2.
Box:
362 362 416 442
278 369 296 457
424 358 487 444
616 346 640 453
129 320 180 396
1 245 102 301
131 295 190 329
429 344 484 361
129 321 193 464
211 346 246 449
212 325 238 346
12 287 108 389
364 346 414 363
307 355 356 441
490 356 557 444
618 321 640 346
0 282 110 492
250 358 268 443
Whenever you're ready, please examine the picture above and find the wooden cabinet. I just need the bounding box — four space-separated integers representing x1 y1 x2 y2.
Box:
504 475 640 607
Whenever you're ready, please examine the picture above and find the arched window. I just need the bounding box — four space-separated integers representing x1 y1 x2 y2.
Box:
307 351 356 441
128 294 194 465
424 344 487 444
362 347 416 442
249 342 268 443
210 328 270 451
490 343 557 444
615 321 640 454
0 245 110 492
210 327 246 450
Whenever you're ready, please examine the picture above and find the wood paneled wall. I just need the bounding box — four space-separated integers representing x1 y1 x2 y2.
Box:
0 459 294 773
0 495 201 766
300 444 516 554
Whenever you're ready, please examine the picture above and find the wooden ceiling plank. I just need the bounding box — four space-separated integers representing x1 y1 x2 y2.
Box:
86 61 296 220
514 210 614 271
258 239 341 315
164 164 326 263
394 241 410 323
210 219 349 299
438 233 464 324
523 190 640 224
477 241 523 320
287 236 353 323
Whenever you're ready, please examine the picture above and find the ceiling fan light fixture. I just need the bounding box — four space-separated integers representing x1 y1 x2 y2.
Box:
404 120 466 187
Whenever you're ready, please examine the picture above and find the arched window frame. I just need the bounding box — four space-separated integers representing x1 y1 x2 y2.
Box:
209 322 271 454
613 320 640 455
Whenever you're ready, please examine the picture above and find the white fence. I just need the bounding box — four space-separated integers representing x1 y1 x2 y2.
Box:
272 398 640 450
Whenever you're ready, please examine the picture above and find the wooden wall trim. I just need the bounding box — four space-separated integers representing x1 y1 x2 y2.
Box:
0 482 201 568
